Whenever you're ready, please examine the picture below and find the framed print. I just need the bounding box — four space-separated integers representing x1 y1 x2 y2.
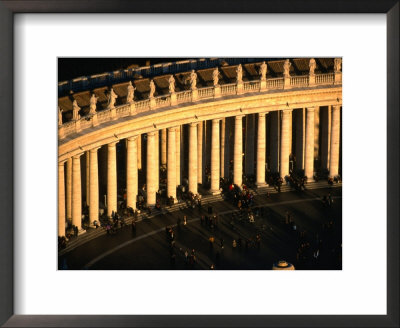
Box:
1 1 398 327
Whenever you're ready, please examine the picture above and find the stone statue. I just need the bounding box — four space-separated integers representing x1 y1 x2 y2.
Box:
168 75 175 93
89 93 98 114
213 67 219 86
72 100 80 120
236 64 243 83
259 61 267 81
309 58 316 75
108 88 118 108
334 58 342 72
127 81 135 103
58 107 62 126
190 70 197 90
283 59 291 77
149 79 155 98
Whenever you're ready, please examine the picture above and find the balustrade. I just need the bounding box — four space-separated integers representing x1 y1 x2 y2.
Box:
198 87 214 99
176 90 192 103
290 76 309 87
267 78 284 89
243 81 260 92
221 83 237 96
315 73 335 85
59 63 341 139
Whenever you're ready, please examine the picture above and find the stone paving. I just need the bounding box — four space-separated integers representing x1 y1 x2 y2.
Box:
59 182 342 270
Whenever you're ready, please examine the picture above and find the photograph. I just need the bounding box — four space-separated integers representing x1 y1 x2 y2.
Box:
57 57 343 270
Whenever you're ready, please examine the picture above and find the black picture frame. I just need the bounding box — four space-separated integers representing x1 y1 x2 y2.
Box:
0 1 398 327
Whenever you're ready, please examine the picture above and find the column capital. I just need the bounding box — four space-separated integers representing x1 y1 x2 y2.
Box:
147 131 157 137
58 160 66 166
332 105 341 111
306 106 315 112
235 115 245 120
89 146 101 153
282 109 293 114
212 118 221 124
107 140 119 147
127 135 138 142
72 153 84 160
189 122 198 127
168 125 179 131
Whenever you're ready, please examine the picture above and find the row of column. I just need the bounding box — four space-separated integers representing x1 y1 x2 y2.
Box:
58 105 341 237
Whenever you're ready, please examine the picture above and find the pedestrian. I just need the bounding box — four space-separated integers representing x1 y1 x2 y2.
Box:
131 221 136 235
183 216 187 226
220 238 224 249
232 239 237 248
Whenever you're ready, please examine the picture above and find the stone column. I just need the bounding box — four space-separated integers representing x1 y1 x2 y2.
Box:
256 112 268 187
188 123 198 194
89 147 100 226
72 154 83 231
211 119 221 194
280 109 292 178
167 127 177 200
155 130 159 193
137 135 142 170
320 106 331 170
161 128 167 167
220 118 226 178
270 111 280 173
127 136 138 210
147 131 157 206
233 115 244 186
295 108 305 171
314 107 320 160
66 157 72 222
245 114 255 176
329 105 341 178
58 161 66 237
107 142 118 217
197 121 203 185
304 107 315 181
86 151 90 207
175 126 181 186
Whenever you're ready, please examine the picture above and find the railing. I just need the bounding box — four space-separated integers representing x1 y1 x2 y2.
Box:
60 70 341 139
155 96 171 108
221 83 237 96
198 87 214 99
243 81 260 92
135 99 150 112
176 90 192 104
290 76 309 87
116 104 131 118
97 110 111 124
316 73 335 85
62 121 76 136
267 78 284 89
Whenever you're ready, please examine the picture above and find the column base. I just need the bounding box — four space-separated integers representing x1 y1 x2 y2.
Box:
210 189 221 196
256 182 269 188
306 178 315 183
78 229 86 236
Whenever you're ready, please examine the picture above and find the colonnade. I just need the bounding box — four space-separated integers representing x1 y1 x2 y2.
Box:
58 105 341 237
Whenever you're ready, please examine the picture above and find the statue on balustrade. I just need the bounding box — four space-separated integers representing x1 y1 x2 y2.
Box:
58 107 63 126
212 68 219 86
72 100 80 120
168 75 175 93
89 93 98 114
236 64 243 83
259 61 267 81
283 59 291 77
334 58 342 72
190 70 197 90
149 79 156 98
309 58 316 75
127 81 135 103
108 88 118 109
